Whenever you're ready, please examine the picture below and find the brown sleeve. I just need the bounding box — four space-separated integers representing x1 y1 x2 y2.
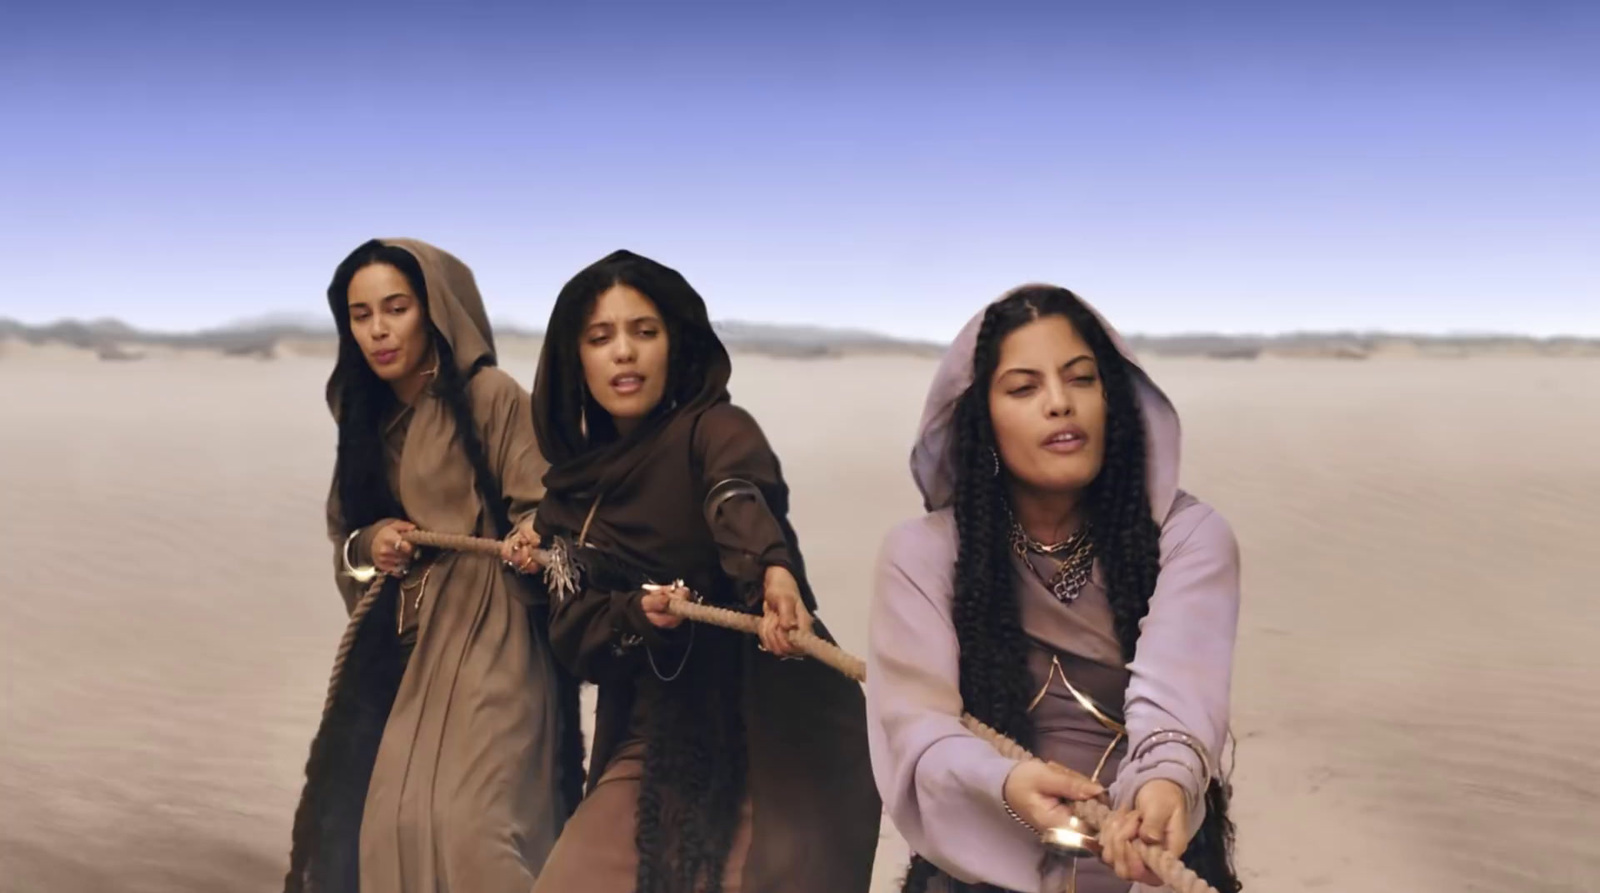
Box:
475 368 548 528
693 404 800 607
547 584 686 683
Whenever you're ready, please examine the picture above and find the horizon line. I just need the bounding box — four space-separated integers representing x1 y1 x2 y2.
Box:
4 314 1600 345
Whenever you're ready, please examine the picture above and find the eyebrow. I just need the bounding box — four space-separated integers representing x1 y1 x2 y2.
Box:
998 354 1095 377
349 292 411 307
586 315 664 330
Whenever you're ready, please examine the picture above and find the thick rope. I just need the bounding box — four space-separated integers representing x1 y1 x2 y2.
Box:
308 529 1212 893
404 529 502 557
959 714 1214 893
665 597 869 681
322 576 386 714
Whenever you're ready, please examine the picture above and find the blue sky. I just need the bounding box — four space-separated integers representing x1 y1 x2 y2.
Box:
2 0 1595 339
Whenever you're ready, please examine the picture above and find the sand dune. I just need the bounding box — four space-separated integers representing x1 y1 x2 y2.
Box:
2 350 1596 892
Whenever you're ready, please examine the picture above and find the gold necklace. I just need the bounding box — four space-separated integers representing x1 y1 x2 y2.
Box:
1010 521 1095 603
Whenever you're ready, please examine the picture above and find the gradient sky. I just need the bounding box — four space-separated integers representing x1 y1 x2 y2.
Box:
2 0 1595 340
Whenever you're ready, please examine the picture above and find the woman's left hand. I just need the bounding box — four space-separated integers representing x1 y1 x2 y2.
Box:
1098 779 1190 885
500 517 542 574
759 565 813 657
641 583 692 630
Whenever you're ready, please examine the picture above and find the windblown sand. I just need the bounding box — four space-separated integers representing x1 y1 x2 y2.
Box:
2 346 1595 891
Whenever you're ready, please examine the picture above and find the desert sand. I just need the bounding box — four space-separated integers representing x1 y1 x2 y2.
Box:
2 346 1597 892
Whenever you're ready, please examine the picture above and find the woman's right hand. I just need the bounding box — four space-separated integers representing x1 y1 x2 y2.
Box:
500 517 542 574
1002 759 1106 835
640 583 691 630
371 519 417 576
1099 778 1190 885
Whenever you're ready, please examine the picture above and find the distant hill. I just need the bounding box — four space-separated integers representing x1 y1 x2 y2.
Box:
1121 331 1600 360
0 316 328 358
211 311 334 333
2 316 1597 361
0 316 948 359
710 320 946 358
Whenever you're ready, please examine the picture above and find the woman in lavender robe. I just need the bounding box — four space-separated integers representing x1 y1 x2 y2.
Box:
867 286 1242 893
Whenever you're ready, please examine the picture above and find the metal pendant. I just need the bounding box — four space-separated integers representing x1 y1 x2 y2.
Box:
542 537 581 606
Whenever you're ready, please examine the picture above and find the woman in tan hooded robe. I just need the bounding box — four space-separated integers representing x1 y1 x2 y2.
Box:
284 239 583 893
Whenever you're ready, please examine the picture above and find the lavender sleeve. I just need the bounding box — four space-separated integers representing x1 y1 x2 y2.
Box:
866 517 1045 892
1109 504 1241 837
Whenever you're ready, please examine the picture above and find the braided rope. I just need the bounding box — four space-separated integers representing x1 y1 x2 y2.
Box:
958 715 1215 893
307 529 1213 893
406 529 505 556
321 576 386 714
665 598 869 682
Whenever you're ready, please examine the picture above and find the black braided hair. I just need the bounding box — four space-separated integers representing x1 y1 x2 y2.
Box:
635 626 748 893
902 286 1240 893
564 545 748 893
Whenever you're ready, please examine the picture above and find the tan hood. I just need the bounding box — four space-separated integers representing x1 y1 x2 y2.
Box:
909 285 1183 524
379 237 497 375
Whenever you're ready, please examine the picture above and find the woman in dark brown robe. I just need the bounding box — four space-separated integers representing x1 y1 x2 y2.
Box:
518 249 880 893
284 239 583 893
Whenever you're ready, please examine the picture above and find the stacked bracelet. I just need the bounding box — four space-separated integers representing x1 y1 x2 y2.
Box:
1130 728 1216 785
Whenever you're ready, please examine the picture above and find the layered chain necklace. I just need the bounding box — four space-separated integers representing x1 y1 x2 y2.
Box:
1009 518 1096 603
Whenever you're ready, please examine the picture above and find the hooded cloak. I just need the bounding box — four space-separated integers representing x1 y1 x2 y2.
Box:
285 239 578 893
868 286 1240 892
529 250 881 893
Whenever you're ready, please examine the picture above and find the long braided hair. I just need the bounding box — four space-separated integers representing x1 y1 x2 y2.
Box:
903 286 1240 893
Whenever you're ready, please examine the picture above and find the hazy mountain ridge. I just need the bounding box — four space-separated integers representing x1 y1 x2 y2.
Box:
0 316 948 360
2 316 1598 361
1121 331 1600 359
